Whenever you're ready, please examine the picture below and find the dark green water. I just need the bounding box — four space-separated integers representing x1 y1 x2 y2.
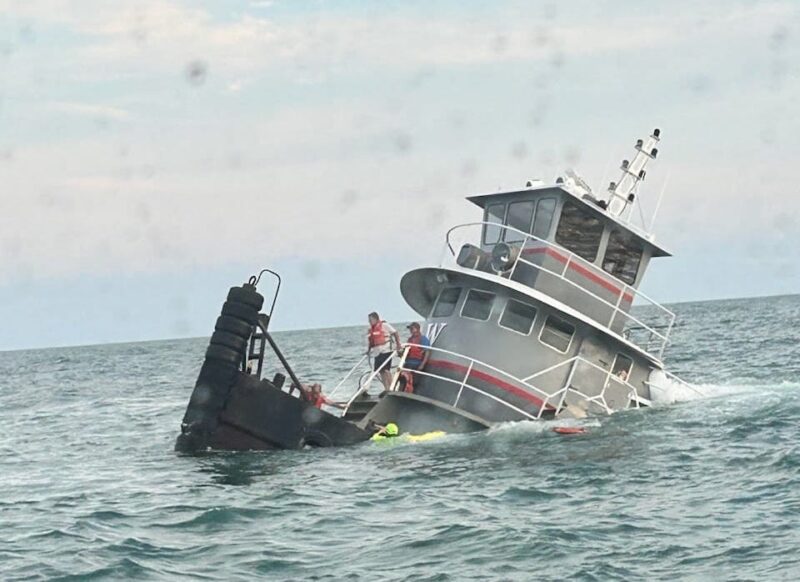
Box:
1 295 799 580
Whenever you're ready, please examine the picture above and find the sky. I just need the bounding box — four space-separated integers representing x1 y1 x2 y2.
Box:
1 0 799 351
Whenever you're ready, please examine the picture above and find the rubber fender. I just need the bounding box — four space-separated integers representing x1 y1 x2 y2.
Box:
214 315 253 339
205 344 243 366
227 285 264 311
210 330 248 353
196 360 239 385
302 429 334 448
181 363 239 436
220 301 259 325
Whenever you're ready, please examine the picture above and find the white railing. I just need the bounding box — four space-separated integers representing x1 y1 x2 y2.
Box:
327 354 368 400
340 350 397 413
444 222 676 359
337 344 655 420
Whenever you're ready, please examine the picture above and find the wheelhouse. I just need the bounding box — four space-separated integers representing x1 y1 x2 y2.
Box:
443 184 675 352
468 185 670 290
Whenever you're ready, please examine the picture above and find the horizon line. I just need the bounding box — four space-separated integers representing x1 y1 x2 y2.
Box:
1 290 797 354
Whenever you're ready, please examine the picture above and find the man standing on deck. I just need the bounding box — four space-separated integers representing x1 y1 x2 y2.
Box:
404 322 431 373
367 312 401 391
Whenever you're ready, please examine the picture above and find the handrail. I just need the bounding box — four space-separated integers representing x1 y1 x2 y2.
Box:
340 351 395 414
515 252 670 344
406 343 554 402
331 341 693 422
448 221 675 321
397 366 539 421
444 221 676 358
521 353 640 395
327 354 368 399
392 344 654 419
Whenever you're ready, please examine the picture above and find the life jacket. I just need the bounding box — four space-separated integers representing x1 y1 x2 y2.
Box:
312 394 325 408
406 335 425 360
368 321 388 348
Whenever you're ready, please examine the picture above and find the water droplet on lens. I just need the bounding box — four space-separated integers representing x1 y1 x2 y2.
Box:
185 60 208 86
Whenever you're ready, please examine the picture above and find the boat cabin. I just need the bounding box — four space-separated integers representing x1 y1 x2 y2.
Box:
455 184 670 336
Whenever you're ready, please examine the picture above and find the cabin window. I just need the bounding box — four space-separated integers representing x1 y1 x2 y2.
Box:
555 200 604 262
461 289 495 321
602 229 644 285
505 201 535 243
499 299 538 335
432 287 461 318
483 203 506 245
539 315 575 352
532 197 556 239
611 354 633 382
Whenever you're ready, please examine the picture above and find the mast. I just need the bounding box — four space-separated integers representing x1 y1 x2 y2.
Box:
605 128 661 220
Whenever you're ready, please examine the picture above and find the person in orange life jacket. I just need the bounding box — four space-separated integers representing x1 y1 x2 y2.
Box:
296 383 344 409
404 322 430 372
309 383 344 409
366 311 401 391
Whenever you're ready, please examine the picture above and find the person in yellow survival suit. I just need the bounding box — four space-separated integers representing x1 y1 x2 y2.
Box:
370 422 400 441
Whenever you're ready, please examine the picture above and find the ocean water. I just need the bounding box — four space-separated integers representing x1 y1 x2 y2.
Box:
1 294 799 581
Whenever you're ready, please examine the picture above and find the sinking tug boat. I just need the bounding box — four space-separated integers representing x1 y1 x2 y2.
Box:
176 128 688 452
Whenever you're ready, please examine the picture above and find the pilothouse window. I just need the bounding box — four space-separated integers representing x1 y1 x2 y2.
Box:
483 203 506 245
432 287 461 318
532 198 556 239
505 201 535 243
539 315 575 352
461 289 496 321
602 229 643 285
499 299 538 335
555 201 604 262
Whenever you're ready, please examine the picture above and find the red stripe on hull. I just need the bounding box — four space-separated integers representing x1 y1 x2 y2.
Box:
521 246 634 302
426 359 550 410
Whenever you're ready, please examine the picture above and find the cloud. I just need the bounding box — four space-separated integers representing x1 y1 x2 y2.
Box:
4 0 778 79
1 0 799 285
46 101 131 121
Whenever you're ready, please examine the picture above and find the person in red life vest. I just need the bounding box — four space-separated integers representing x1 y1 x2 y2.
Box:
366 311 401 391
308 383 344 409
404 322 431 372
401 322 430 393
295 382 344 409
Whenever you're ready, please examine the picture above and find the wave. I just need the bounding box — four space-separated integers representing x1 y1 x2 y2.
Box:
649 370 800 405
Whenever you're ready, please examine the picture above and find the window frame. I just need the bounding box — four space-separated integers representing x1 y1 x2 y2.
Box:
611 353 634 379
498 298 538 336
532 197 557 240
431 286 462 318
555 200 605 263
601 228 644 286
504 200 536 243
459 289 496 322
538 314 576 354
483 203 507 245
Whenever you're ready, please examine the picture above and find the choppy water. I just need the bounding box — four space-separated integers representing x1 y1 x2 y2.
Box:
1 295 799 581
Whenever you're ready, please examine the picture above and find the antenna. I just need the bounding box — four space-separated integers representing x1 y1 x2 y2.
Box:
605 128 661 220
649 172 670 232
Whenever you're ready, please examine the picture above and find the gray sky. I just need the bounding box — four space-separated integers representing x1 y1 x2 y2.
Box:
1 0 799 350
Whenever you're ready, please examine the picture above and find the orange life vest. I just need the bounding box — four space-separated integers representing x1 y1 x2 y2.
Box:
406 335 425 360
368 321 388 347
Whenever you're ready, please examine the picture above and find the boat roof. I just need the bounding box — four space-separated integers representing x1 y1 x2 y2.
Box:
466 184 672 258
